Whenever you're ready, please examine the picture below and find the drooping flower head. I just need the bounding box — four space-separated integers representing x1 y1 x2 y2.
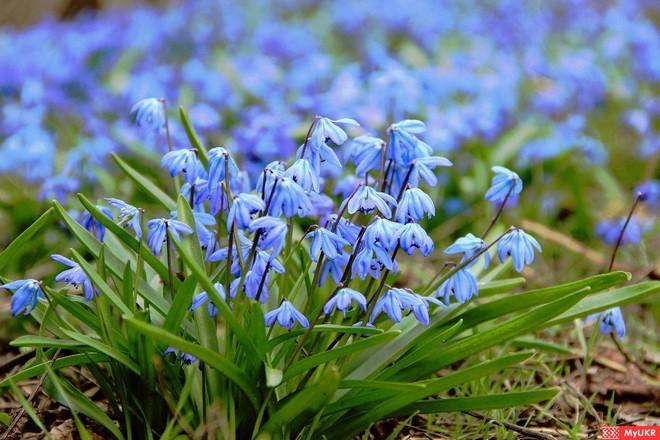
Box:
207 146 239 196
130 98 165 133
190 282 226 318
249 216 288 257
396 187 435 223
435 269 479 304
1 279 44 316
323 288 366 315
146 218 194 256
267 176 312 218
52 254 95 301
588 307 626 339
308 227 350 261
105 198 142 239
485 166 523 204
264 299 309 330
285 158 319 193
399 223 434 256
227 193 265 229
444 233 491 269
497 228 541 272
79 206 113 242
596 217 643 246
347 185 397 218
161 148 201 184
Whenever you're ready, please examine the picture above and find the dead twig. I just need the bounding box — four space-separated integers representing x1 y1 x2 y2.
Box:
462 410 557 440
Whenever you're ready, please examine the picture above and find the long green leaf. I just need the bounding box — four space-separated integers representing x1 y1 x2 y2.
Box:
284 331 400 380
10 336 84 349
478 277 526 297
0 353 109 388
179 106 209 166
163 275 197 332
338 380 426 391
266 324 383 351
7 379 51 438
0 207 54 271
62 330 140 374
396 388 560 415
124 317 259 410
112 153 176 210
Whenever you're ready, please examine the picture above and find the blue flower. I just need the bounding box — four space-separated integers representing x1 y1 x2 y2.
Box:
435 269 479 304
407 156 452 188
130 98 165 133
364 218 402 253
308 227 350 261
52 254 95 301
170 210 216 247
164 348 202 368
328 215 361 243
485 166 523 204
105 198 142 239
497 228 542 272
347 185 397 218
231 270 270 303
396 188 435 222
310 116 359 148
190 282 226 318
350 136 385 177
387 120 428 165
79 206 113 242
264 300 309 330
588 307 626 339
207 233 252 276
595 217 643 246
161 148 201 184
1 279 44 316
267 177 312 218
351 245 398 280
636 179 659 209
399 223 434 256
370 288 406 323
207 147 239 196
181 177 210 211
227 193 265 229
319 251 349 286
444 233 490 269
146 218 194 256
397 289 442 325
249 216 288 257
285 158 319 193
323 288 366 315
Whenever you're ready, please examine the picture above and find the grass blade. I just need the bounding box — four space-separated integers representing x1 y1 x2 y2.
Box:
112 153 176 210
0 207 54 271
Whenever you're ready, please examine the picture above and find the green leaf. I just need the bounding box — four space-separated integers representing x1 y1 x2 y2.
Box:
0 412 10 427
112 153 176 210
124 317 259 410
338 380 426 391
10 336 85 350
163 275 197 333
0 207 54 271
179 106 209 166
478 277 526 297
511 337 573 355
0 353 109 388
266 324 383 351
258 366 340 437
70 249 133 317
77 193 172 286
325 352 534 437
62 330 140 374
547 281 660 327
396 388 560 415
396 288 590 381
284 331 400 381
7 379 51 438
172 238 260 359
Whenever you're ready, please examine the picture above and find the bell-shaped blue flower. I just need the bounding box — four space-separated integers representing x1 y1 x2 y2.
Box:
364 218 402 252
52 254 95 301
347 185 397 218
435 269 479 304
146 218 194 256
207 147 239 196
249 216 288 257
397 289 443 325
399 223 434 256
130 98 165 133
105 198 142 239
396 188 435 222
327 215 361 243
485 166 523 204
588 307 626 339
79 205 113 242
227 193 265 229
267 177 312 218
444 233 490 269
386 120 428 165
310 116 359 147
497 228 541 272
596 217 643 246
320 251 349 286
190 282 226 318
408 156 453 188
285 158 319 193
350 136 385 177
161 148 201 184
264 300 309 330
308 227 350 261
323 288 367 315
1 279 44 316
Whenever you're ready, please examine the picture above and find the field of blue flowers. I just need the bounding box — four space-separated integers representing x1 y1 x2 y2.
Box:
0 0 658 439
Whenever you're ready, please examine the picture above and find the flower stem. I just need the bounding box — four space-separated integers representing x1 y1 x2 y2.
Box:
160 98 173 153
165 223 176 299
607 193 643 272
482 183 515 239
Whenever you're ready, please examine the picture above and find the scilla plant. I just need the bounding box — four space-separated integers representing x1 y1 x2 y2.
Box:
0 104 657 440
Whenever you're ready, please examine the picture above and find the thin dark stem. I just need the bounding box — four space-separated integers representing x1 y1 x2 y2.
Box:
299 117 318 160
611 334 657 378
160 98 173 152
395 163 415 202
607 193 643 272
463 411 555 440
331 183 362 233
380 160 393 192
482 183 515 239
254 262 271 303
165 223 176 299
189 184 196 209
364 245 400 318
225 222 235 290
378 140 389 189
